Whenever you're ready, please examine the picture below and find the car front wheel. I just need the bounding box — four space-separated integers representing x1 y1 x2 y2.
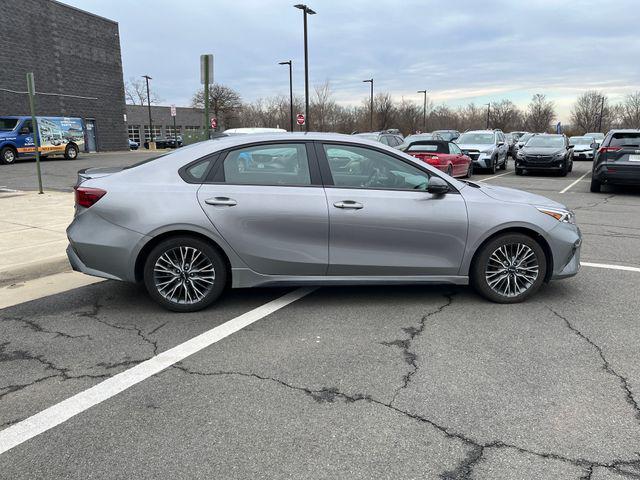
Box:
64 144 78 160
471 233 547 303
143 236 227 312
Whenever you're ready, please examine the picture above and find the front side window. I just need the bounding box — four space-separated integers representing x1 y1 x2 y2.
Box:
449 143 462 155
0 118 19 131
223 143 311 186
323 144 431 191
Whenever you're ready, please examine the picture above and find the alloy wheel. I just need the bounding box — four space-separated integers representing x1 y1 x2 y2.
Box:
4 149 15 163
153 246 215 305
485 243 539 298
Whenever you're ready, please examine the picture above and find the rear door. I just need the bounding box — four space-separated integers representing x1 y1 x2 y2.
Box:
197 141 329 275
318 142 468 276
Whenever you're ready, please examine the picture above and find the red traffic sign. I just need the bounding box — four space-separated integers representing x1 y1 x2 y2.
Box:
210 117 218 129
296 113 305 126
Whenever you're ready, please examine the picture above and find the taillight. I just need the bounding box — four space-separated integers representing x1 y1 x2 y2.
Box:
411 153 440 165
598 146 621 154
74 186 106 208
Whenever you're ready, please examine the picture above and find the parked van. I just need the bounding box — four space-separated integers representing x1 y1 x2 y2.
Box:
0 116 85 164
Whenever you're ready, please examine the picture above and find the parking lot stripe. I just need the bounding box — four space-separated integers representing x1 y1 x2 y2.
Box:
559 171 590 193
478 171 513 182
0 286 316 455
581 262 640 273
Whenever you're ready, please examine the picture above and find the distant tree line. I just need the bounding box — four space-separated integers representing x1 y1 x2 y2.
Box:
187 81 640 136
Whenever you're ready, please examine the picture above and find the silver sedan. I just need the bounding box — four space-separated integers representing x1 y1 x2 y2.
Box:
67 133 582 312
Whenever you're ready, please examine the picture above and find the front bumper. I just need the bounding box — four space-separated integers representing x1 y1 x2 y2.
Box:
516 157 565 170
473 153 493 168
548 223 582 280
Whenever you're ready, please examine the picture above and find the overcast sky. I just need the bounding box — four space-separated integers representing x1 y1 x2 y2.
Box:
61 0 639 122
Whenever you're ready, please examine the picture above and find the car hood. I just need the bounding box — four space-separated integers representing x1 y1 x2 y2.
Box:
456 143 494 151
478 184 565 209
519 147 564 155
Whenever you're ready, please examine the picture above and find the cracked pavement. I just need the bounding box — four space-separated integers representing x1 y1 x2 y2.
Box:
1 160 640 479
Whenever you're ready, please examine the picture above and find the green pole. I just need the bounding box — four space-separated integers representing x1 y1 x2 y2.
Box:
26 72 43 194
204 55 210 140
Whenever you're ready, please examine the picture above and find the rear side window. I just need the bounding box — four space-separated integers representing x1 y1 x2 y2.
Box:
223 144 311 186
179 157 215 183
607 132 640 148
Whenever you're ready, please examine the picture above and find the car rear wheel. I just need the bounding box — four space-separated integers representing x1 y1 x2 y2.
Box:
143 236 227 312
515 167 524 176
590 177 602 193
471 233 547 303
446 165 453 177
64 144 78 160
463 162 473 178
1 146 17 165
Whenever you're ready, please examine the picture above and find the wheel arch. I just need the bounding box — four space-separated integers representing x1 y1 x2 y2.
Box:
467 226 554 283
134 229 232 285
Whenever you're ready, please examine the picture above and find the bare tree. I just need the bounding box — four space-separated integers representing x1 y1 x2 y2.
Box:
395 98 424 134
618 91 640 129
457 103 485 131
429 105 459 131
192 83 242 130
489 99 524 131
310 80 337 132
525 94 556 133
570 90 612 133
124 77 161 106
374 92 396 130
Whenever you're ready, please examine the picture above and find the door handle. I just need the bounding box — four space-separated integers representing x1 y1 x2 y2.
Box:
333 200 363 210
205 197 237 206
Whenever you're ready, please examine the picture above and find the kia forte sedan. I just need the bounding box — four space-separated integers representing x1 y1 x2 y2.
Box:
67 133 581 312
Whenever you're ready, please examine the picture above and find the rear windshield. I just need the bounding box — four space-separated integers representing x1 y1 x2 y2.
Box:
608 132 640 148
407 143 445 153
0 118 19 131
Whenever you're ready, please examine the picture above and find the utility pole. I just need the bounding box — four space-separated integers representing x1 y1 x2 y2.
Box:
597 95 605 132
26 72 43 194
485 103 491 129
294 4 315 132
417 89 427 132
142 75 153 147
363 79 374 131
279 60 294 131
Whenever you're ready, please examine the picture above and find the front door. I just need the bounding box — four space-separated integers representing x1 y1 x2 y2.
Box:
84 119 96 152
197 142 328 276
318 143 468 276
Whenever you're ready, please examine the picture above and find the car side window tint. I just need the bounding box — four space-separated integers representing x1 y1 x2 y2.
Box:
323 144 431 191
449 143 462 155
21 120 32 133
185 159 212 181
379 136 391 146
223 144 311 186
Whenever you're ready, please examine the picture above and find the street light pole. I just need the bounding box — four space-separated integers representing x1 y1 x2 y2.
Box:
597 95 605 132
279 60 294 131
363 79 373 131
294 4 315 132
417 89 427 132
485 102 491 129
142 75 153 145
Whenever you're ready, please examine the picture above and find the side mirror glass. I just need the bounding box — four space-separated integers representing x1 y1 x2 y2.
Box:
427 176 450 195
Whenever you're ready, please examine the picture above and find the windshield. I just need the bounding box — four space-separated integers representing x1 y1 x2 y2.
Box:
456 133 494 145
0 118 19 131
585 132 605 139
525 136 565 148
569 136 593 145
519 133 533 143
434 131 455 140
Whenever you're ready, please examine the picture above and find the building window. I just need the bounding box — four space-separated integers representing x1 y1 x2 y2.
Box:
185 125 201 132
144 125 163 141
127 125 140 143
165 126 182 138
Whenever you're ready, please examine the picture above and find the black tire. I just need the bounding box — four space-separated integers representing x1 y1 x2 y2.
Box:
568 159 573 172
1 146 17 165
463 162 473 178
470 233 547 304
446 165 453 177
499 156 507 170
64 143 79 160
515 167 523 176
488 156 497 174
143 236 227 312
559 161 568 177
590 177 601 193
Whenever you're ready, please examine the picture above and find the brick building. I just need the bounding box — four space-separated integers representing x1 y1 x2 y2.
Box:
0 0 128 151
125 105 205 144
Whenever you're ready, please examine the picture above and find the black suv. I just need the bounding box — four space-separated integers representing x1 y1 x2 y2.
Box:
591 129 640 192
515 133 573 176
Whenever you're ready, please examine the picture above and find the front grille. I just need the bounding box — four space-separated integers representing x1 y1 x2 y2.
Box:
525 155 553 164
463 150 480 161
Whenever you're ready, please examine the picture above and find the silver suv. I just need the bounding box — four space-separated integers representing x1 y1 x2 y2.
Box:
455 130 509 173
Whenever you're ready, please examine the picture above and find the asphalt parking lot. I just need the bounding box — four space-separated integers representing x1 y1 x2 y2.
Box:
1 157 640 479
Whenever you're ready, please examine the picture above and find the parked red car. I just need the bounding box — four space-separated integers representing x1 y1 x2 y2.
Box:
403 140 473 178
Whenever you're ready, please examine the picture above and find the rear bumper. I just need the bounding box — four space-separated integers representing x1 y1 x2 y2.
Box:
593 163 640 185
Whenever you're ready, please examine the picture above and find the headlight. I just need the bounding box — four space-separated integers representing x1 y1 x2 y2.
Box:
554 152 565 159
516 150 525 159
536 206 576 224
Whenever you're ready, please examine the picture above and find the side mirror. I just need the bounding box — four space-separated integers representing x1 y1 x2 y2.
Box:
497 141 505 146
427 176 450 195
567 144 574 149
591 143 597 149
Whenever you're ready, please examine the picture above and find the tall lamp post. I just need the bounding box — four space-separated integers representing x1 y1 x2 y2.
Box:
279 60 294 132
417 89 427 132
142 75 153 145
294 4 315 132
363 78 373 131
485 102 491 129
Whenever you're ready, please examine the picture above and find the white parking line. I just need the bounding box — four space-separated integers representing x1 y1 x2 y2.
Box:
581 262 640 273
0 287 315 455
559 171 591 193
478 171 513 182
